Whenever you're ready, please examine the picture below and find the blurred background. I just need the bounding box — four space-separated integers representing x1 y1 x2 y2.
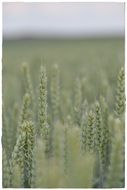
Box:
2 2 125 108
3 2 124 39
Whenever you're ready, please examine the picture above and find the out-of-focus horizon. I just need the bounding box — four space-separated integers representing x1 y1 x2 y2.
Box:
3 2 125 39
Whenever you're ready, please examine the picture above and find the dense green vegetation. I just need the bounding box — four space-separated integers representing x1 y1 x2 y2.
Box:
2 38 125 188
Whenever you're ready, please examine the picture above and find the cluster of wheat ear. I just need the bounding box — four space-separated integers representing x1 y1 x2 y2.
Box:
2 64 125 188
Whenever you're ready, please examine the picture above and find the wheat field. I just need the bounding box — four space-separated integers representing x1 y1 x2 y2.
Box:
2 38 125 188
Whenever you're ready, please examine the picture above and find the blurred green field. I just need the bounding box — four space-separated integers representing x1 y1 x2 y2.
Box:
2 38 125 188
3 38 124 108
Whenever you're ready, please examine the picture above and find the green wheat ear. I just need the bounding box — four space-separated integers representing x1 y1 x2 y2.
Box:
115 67 125 116
86 110 95 152
94 102 102 151
17 93 31 136
51 64 60 122
9 130 26 187
94 101 106 186
21 62 34 105
100 96 109 146
11 121 35 188
38 65 50 156
38 64 48 136
21 121 35 188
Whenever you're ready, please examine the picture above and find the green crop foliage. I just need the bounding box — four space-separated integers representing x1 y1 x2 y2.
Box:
2 38 125 188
